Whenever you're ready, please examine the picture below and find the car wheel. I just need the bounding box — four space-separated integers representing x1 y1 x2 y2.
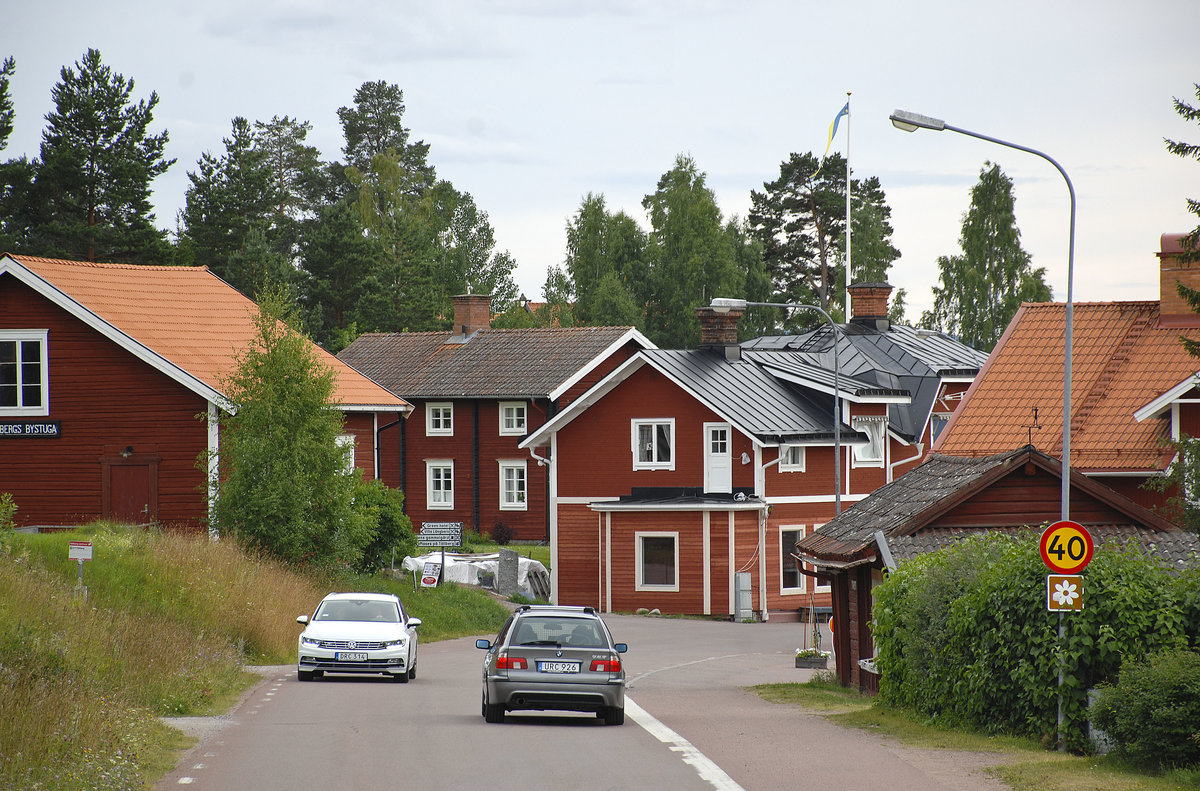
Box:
481 691 487 718
298 669 314 682
603 705 625 726
393 669 409 683
484 695 505 723
407 664 416 681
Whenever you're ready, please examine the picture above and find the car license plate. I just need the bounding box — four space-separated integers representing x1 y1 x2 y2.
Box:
336 651 368 662
537 661 579 674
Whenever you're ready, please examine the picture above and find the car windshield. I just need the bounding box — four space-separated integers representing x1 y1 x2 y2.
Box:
512 617 605 648
315 599 401 623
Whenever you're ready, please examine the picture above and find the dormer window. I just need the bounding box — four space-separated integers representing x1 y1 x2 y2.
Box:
852 416 887 467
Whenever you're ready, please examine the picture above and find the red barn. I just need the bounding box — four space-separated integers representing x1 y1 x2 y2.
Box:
0 254 409 530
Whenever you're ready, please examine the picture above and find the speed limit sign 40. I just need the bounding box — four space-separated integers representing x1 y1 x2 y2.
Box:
1040 520 1094 574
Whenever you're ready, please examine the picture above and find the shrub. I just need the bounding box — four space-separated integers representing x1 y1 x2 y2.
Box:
872 532 1199 751
1092 648 1200 768
0 492 15 530
354 479 415 574
491 521 513 546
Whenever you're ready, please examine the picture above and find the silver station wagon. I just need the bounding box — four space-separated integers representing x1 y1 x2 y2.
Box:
476 604 627 725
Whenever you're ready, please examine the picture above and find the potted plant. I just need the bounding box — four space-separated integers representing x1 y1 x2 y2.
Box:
795 648 830 669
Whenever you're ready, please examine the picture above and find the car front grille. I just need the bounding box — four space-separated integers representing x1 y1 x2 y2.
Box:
318 640 388 650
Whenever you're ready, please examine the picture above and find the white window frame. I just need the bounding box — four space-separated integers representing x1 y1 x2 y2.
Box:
779 444 806 472
635 531 679 592
780 524 807 594
632 418 675 471
852 416 887 468
426 402 453 436
499 401 527 436
336 434 356 475
498 460 528 510
0 330 50 417
426 460 454 509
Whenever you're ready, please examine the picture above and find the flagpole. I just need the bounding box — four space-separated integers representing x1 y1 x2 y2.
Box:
844 90 852 321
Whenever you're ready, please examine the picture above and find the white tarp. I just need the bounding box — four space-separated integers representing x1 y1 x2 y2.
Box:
400 551 548 599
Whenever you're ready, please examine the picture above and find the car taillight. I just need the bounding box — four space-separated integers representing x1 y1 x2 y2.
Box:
496 652 527 670
590 658 621 672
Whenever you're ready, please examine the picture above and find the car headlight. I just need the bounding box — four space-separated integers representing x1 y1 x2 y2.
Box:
300 636 320 647
385 637 408 648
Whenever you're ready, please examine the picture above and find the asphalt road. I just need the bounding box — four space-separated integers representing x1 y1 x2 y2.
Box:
156 614 1012 791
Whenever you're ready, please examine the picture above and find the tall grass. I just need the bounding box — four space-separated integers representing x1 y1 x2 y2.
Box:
0 526 511 790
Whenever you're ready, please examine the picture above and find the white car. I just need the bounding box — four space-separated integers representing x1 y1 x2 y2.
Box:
296 592 421 682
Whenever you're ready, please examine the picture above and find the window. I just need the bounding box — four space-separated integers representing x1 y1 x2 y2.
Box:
426 402 453 436
499 460 527 510
852 417 886 467
636 532 678 591
632 419 674 470
426 460 454 509
930 413 951 443
499 401 527 435
781 526 805 592
336 435 356 474
779 444 805 472
0 331 48 416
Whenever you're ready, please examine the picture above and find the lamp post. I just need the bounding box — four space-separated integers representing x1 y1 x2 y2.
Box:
891 109 1077 751
710 297 843 515
889 109 1076 523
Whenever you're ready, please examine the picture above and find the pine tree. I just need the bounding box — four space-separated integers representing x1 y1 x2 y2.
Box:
35 48 174 263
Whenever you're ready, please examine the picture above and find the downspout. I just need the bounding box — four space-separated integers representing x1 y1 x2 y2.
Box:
472 401 480 535
399 414 408 514
375 415 403 482
888 441 924 483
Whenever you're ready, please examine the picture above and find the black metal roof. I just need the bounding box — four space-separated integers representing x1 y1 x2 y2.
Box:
640 349 864 444
742 322 988 442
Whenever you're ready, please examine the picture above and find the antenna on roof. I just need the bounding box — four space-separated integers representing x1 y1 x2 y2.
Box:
1021 407 1043 445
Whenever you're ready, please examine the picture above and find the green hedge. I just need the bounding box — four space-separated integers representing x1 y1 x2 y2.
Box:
1092 648 1200 768
872 532 1200 752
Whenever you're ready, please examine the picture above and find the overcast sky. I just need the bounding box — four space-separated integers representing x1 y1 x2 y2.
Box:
6 0 1198 319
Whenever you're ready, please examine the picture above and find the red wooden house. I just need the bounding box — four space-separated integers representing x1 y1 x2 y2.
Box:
797 233 1200 688
337 295 652 542
519 283 987 617
0 254 409 530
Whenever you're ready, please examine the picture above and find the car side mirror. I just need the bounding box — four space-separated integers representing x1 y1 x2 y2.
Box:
476 639 492 650
296 615 309 625
614 643 628 653
408 617 422 628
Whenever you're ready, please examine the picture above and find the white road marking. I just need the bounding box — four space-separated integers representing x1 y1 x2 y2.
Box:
177 778 194 784
626 697 745 791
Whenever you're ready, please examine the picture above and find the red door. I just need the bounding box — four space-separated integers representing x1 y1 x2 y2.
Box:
110 464 150 524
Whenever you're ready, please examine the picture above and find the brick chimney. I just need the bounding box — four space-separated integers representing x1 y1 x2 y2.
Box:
848 282 893 331
696 305 744 361
451 293 492 337
1158 233 1200 328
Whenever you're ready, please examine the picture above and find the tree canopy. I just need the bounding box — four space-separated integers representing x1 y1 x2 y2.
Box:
921 162 1051 351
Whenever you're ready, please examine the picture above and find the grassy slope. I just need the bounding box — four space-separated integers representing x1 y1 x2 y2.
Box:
0 527 511 791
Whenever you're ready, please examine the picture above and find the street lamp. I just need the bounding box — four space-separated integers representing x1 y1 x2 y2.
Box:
710 297 843 515
889 109 1076 523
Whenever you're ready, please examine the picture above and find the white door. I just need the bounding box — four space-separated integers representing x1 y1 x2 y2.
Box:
705 423 732 493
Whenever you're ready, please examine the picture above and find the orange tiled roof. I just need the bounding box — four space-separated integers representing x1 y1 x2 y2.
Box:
936 300 1200 472
8 255 408 410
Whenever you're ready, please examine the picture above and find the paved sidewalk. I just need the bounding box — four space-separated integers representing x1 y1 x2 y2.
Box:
606 613 1015 791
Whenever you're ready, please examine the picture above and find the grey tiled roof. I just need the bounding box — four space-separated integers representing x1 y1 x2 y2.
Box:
339 326 641 399
886 527 1200 571
795 446 1195 568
